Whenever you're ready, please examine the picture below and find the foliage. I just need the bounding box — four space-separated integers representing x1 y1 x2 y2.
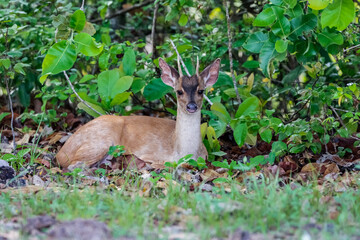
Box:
1 0 359 166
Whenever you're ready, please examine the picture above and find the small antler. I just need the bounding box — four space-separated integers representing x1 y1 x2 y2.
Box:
177 54 183 77
196 56 200 76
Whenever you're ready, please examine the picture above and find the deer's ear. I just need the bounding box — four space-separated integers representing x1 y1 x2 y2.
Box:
159 58 179 88
200 58 220 88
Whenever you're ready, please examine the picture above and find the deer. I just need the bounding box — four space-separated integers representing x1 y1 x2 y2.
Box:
56 56 221 169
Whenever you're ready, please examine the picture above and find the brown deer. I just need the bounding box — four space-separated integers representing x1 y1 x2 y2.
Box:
56 57 220 169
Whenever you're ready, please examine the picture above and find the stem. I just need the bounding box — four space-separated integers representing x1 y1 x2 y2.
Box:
5 75 16 152
4 27 16 151
169 39 213 105
223 0 241 104
63 71 104 116
151 2 159 58
80 0 85 11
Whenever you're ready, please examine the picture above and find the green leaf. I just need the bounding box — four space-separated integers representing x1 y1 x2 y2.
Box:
271 15 291 37
99 52 110 70
317 32 344 48
0 59 11 69
178 14 188 26
234 123 248 147
283 0 297 8
14 63 26 75
70 9 86 32
275 39 288 53
131 78 147 93
211 102 231 124
259 41 278 77
78 101 106 118
79 74 95 83
0 112 10 123
235 96 260 118
321 0 355 31
253 7 276 27
74 32 103 57
242 60 259 69
290 14 317 36
143 78 172 101
123 48 136 76
110 92 131 107
243 32 269 53
212 161 229 169
260 129 272 143
286 4 303 18
98 69 133 100
272 141 288 157
42 40 77 75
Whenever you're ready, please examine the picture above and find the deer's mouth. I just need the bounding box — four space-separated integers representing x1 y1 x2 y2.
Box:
186 103 198 113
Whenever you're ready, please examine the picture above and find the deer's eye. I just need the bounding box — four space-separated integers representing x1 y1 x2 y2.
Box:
198 90 204 95
177 90 184 95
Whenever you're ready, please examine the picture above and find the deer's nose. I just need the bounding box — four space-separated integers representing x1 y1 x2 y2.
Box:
186 103 198 113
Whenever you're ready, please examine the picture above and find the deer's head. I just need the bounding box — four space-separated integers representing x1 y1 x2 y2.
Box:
159 57 220 114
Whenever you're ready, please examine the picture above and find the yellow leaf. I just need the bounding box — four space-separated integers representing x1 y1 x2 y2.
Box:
338 96 342 106
262 77 269 83
209 7 225 20
247 73 254 90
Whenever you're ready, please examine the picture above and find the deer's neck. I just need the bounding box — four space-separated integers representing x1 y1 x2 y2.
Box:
174 107 202 160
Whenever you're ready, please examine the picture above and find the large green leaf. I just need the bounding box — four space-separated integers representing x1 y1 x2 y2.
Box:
321 0 355 31
253 7 276 27
259 41 278 76
42 40 77 75
243 32 269 53
123 48 136 76
271 15 291 37
143 78 172 101
290 14 317 37
317 32 344 48
235 96 260 118
98 69 133 100
110 92 131 107
70 10 86 32
211 102 231 124
233 123 248 147
74 32 103 57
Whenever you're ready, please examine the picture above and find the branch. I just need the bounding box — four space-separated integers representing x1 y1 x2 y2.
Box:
169 39 213 105
5 75 16 151
223 0 241 104
4 27 16 151
63 71 104 116
151 2 160 58
80 0 85 11
92 0 154 23
344 44 360 54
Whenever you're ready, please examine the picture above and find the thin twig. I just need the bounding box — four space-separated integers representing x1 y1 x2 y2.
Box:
344 44 360 53
5 75 16 151
80 0 85 11
169 39 190 76
151 2 159 58
4 27 16 151
169 39 213 105
92 0 154 23
63 71 104 116
223 0 241 104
